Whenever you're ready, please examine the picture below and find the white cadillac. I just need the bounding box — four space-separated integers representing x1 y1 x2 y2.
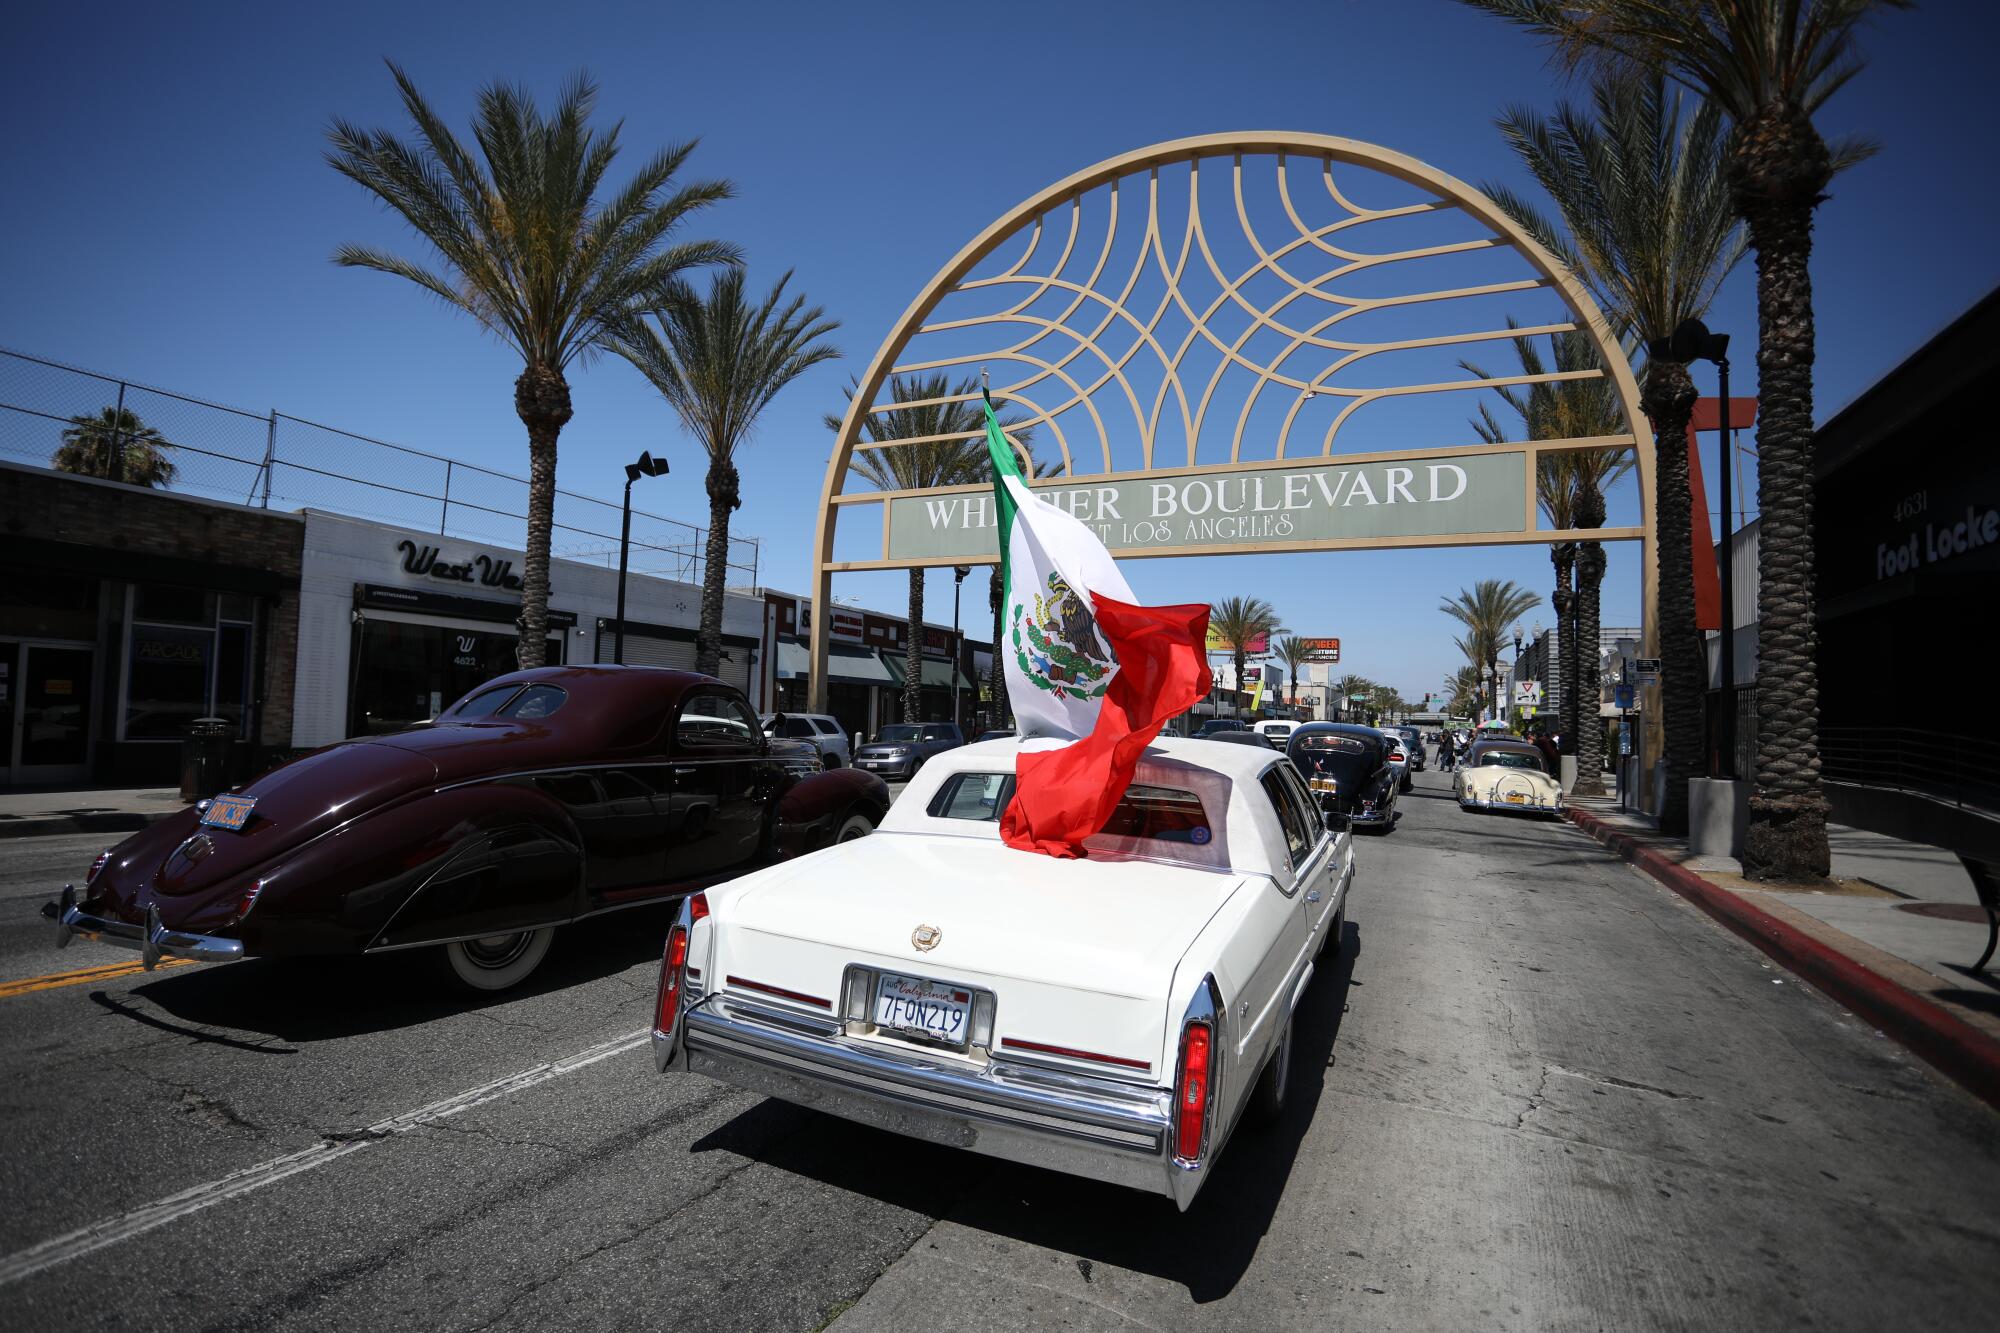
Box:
652 736 1354 1209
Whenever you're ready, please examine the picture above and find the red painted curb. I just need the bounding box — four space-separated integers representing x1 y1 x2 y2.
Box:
1566 806 2000 1111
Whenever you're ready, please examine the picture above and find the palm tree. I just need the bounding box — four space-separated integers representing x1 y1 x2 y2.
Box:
604 270 839 676
1275 634 1313 709
1209 597 1282 716
1446 664 1484 720
327 64 737 668
1441 580 1542 725
1468 72 1743 831
833 374 1032 722
1464 322 1634 794
53 407 177 487
1333 673 1374 723
1456 0 1908 879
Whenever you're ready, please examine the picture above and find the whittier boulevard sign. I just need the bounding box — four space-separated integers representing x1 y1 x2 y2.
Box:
884 450 1529 562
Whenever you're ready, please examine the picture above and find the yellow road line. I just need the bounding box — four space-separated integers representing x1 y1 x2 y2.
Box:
0 957 195 999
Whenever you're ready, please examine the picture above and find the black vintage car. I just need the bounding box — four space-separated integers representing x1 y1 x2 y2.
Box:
1285 723 1399 831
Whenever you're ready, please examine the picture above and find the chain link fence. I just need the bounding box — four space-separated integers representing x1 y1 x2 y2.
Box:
0 347 759 587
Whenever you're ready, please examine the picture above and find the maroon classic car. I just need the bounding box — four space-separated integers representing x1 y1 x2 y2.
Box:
48 667 890 991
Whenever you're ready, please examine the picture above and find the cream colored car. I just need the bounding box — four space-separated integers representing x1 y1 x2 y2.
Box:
1454 740 1564 817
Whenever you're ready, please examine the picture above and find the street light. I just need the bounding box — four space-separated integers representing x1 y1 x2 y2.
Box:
615 450 670 665
951 565 970 729
1661 317 1738 779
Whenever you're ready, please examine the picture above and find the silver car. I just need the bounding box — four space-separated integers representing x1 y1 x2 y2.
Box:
761 712 852 768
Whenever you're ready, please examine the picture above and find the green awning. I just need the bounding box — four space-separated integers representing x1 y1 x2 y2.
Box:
828 643 898 685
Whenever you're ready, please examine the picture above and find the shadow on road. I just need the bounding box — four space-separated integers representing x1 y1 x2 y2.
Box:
110 906 675 1044
696 919 1362 1305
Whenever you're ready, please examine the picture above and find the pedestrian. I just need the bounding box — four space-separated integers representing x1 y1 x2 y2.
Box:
1532 726 1558 773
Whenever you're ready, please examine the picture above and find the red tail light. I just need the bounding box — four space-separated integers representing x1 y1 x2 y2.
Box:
86 850 111 885
1175 1020 1213 1163
236 877 269 920
655 924 690 1035
688 892 710 923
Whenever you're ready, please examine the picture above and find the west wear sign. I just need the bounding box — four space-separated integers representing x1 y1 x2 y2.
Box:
885 451 1530 563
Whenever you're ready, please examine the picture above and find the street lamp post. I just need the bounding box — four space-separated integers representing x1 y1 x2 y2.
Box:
951 565 970 730
1667 318 1737 779
615 450 670 665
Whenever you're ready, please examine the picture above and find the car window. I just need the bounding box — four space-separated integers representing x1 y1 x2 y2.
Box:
677 692 760 748
498 685 567 720
1260 768 1314 868
811 718 840 735
450 686 519 719
929 772 1014 821
1097 784 1212 843
877 724 923 742
1482 751 1545 771
783 718 814 738
1275 764 1324 839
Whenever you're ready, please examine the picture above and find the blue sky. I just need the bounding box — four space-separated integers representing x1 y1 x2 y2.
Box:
4 0 1992 701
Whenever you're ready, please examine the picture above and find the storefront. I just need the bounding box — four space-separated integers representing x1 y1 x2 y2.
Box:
293 511 764 748
1 461 303 787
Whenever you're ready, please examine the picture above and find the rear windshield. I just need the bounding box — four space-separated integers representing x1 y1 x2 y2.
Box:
876 725 924 742
1481 751 1545 771
927 772 1219 857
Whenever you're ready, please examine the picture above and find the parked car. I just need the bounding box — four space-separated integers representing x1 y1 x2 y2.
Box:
1454 740 1564 817
852 722 965 779
651 735 1354 1209
1384 736 1413 793
1194 718 1247 738
761 711 851 768
1252 720 1297 744
1387 726 1425 775
1284 723 1400 830
49 668 891 992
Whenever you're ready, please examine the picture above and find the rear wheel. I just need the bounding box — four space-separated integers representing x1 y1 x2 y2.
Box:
822 752 842 768
1248 1013 1293 1126
835 811 875 843
441 927 555 993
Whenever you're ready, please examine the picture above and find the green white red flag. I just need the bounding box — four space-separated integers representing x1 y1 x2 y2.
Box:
984 391 1210 857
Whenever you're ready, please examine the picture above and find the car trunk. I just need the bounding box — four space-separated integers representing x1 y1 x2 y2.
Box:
709 832 1244 1083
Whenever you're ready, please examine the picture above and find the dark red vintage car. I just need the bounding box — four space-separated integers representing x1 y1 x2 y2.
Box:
48 667 890 991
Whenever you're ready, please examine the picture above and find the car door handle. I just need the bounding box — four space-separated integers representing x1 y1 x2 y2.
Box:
1305 890 1322 903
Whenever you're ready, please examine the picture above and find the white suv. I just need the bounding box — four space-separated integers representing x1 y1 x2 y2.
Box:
760 712 852 768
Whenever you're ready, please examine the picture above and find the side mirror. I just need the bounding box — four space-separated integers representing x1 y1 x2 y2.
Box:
1324 810 1350 833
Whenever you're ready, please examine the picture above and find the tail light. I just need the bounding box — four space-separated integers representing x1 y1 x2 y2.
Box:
236 876 271 920
86 850 111 885
655 923 690 1035
688 892 710 924
1174 1019 1213 1164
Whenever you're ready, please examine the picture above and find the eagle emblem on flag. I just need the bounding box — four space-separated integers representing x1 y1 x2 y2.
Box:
1012 573 1115 701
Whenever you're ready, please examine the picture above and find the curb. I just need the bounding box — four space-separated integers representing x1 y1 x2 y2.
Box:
0 811 176 841
1566 805 2000 1111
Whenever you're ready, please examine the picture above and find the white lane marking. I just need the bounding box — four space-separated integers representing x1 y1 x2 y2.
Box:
0 1028 649 1287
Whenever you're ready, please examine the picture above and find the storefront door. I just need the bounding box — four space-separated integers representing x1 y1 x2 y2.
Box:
4 640 95 786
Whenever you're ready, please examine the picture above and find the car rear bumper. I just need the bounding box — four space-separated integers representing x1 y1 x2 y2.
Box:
1458 794 1564 814
43 885 244 968
1350 807 1394 825
661 990 1197 1205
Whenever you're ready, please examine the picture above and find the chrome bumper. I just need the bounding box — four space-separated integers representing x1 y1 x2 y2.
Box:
661 991 1196 1206
1349 807 1394 825
1458 794 1564 814
44 885 244 969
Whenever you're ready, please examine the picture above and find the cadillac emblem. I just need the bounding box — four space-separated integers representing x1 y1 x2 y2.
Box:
911 924 942 953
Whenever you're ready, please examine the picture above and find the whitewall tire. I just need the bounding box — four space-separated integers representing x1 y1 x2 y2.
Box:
442 927 556 992
835 812 875 843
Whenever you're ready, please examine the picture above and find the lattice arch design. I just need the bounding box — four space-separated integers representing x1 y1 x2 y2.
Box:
810 133 1656 735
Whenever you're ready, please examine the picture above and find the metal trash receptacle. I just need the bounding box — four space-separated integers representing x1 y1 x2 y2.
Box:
179 717 235 804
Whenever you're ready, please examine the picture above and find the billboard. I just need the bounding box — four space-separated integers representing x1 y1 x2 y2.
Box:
1298 636 1341 662
1206 625 1269 654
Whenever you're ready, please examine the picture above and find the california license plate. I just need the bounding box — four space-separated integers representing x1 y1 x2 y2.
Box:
200 794 257 830
1504 792 1527 805
874 972 972 1048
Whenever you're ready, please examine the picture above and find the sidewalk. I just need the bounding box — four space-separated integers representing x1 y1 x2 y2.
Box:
1566 796 2000 1108
0 787 187 839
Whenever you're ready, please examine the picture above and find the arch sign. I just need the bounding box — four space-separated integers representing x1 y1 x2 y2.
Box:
811 133 1659 785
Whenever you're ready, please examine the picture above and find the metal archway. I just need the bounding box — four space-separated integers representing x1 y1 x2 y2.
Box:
810 132 1659 787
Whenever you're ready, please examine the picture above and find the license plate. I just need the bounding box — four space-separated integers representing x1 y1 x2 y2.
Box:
200 794 257 830
874 972 972 1048
1504 792 1527 805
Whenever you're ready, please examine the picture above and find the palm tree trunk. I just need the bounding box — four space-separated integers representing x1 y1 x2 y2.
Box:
903 567 925 722
697 460 739 678
1642 359 1701 835
1552 543 1576 755
513 364 572 670
989 569 1007 727
1234 650 1247 717
1735 108 1833 881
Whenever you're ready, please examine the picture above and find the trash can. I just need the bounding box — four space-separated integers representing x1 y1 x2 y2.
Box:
180 717 235 804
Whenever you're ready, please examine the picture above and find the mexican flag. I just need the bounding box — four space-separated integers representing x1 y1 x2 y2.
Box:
984 392 1210 857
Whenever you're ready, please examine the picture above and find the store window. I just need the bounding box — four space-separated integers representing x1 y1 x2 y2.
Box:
124 586 257 741
349 617 563 736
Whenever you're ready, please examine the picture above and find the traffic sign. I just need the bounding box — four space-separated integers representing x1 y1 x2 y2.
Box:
1634 657 1661 674
1512 679 1543 706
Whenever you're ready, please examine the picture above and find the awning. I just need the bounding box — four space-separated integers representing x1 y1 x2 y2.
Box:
772 637 811 680
828 643 899 686
920 659 973 690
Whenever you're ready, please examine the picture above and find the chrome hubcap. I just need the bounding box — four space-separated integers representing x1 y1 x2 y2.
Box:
462 932 532 969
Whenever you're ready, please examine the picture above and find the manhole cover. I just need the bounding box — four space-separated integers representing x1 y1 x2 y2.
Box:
1895 902 1993 923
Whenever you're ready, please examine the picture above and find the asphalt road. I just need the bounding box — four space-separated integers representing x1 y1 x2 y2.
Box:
2 773 1997 1331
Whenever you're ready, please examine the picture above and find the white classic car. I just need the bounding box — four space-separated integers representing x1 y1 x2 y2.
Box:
652 736 1355 1209
1454 738 1565 816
